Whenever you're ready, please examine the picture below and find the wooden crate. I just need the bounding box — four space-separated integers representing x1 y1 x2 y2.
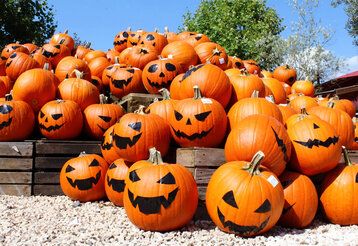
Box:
0 141 34 196
118 93 162 113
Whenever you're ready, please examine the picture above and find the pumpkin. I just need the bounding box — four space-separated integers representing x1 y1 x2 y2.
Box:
184 33 211 47
90 76 104 91
84 50 106 64
0 80 6 98
176 31 197 40
225 114 291 176
0 60 6 76
0 76 12 94
146 88 176 123
261 70 273 78
178 64 232 108
74 42 92 59
281 82 292 96
348 118 358 150
308 102 354 147
161 41 199 71
106 49 121 64
273 65 297 85
224 68 242 79
112 106 171 162
102 58 128 86
50 30 75 51
278 104 296 123
118 47 133 64
169 86 227 148
83 94 125 140
169 73 184 100
243 60 261 75
194 42 228 70
206 151 284 237
42 42 71 67
5 52 40 81
109 67 145 98
22 43 38 53
105 159 130 206
31 53 53 71
55 56 91 82
113 30 130 53
101 125 121 164
289 95 318 113
278 171 318 228
127 29 146 47
88 56 111 78
320 146 358 225
291 79 315 97
142 58 180 94
123 147 198 231
38 99 83 140
264 85 274 97
228 70 265 101
12 65 56 112
58 70 100 111
0 94 35 141
1 43 29 60
228 91 283 127
60 153 108 202
262 78 287 104
125 46 159 70
319 96 356 118
228 56 244 69
139 31 168 53
163 27 178 43
286 112 342 175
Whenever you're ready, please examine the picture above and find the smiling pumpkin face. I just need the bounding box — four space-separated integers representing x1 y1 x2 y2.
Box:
60 153 108 202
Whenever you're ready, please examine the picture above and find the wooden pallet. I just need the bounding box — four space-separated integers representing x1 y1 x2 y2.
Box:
118 93 162 113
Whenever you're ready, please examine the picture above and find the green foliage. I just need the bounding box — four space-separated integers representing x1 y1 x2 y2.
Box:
181 0 284 70
0 0 57 48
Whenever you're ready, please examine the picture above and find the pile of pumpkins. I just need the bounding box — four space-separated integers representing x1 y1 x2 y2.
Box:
0 28 357 236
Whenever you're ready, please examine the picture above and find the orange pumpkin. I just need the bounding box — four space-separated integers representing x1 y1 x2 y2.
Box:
291 79 315 97
125 45 159 70
281 82 292 96
228 56 244 69
74 42 92 59
50 30 75 51
106 49 121 64
88 56 111 78
169 73 184 100
139 31 168 53
22 43 38 53
1 43 29 60
42 42 71 67
273 65 297 85
101 58 128 86
228 70 265 101
161 41 199 71
5 52 40 81
243 59 261 75
113 30 130 53
105 159 130 206
0 60 6 76
348 118 358 150
262 78 287 104
289 95 318 113
278 104 296 123
146 88 177 123
90 75 104 91
84 50 106 64
194 42 228 70
109 67 145 98
127 29 146 47
183 33 211 47
55 56 91 82
31 53 53 71
101 125 121 164
0 76 13 94
163 27 178 43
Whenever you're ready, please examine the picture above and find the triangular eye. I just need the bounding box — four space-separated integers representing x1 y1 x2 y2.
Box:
109 163 117 169
255 199 271 213
54 45 61 49
165 63 176 71
51 114 63 120
195 111 211 121
313 123 320 129
10 53 17 58
128 122 142 131
39 111 45 118
174 110 183 121
157 172 176 184
148 64 158 73
65 165 75 173
0 105 13 114
127 69 135 74
222 191 238 208
89 159 100 167
99 115 112 122
129 170 140 182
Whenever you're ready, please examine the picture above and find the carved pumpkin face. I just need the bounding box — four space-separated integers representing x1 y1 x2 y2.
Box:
101 125 121 164
109 67 145 98
142 58 180 93
127 30 146 47
105 159 130 206
139 32 168 53
1 43 29 60
42 43 71 67
113 31 130 52
60 154 108 202
123 148 198 231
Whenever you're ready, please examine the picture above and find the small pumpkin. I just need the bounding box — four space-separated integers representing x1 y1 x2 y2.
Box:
74 42 92 59
228 56 244 69
348 118 358 150
22 43 38 53
291 79 315 97
139 31 168 53
5 52 40 81
127 29 146 47
281 82 292 96
0 76 13 94
194 42 228 70
168 73 184 100
90 75 104 91
278 104 296 123
84 50 106 64
113 30 130 53
163 26 178 43
88 56 111 78
31 53 53 71
101 58 128 86
0 60 6 76
243 60 261 75
273 65 297 85
105 159 130 206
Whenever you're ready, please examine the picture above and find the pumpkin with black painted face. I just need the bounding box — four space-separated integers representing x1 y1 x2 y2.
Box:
139 31 168 53
142 58 180 94
60 153 108 202
42 41 71 67
113 30 131 53
105 159 131 206
112 106 171 162
195 42 228 70
206 151 284 237
101 125 121 164
1 43 29 61
169 86 227 148
102 58 128 86
125 45 159 70
127 29 146 47
50 30 75 51
183 33 211 47
84 95 125 140
38 100 83 140
5 52 40 81
287 112 342 175
109 67 145 98
123 147 198 231
0 94 35 141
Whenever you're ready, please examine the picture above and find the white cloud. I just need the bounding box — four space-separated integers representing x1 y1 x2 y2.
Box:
335 55 358 77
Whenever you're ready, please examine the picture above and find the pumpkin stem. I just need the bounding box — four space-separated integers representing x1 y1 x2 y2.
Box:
127 27 131 32
114 56 120 64
5 94 12 101
212 47 221 55
134 105 146 114
239 68 250 76
342 146 353 166
330 95 340 101
43 63 50 71
148 147 164 165
327 101 335 108
300 107 309 115
99 94 108 104
159 88 171 100
251 90 259 98
193 85 202 99
85 42 91 48
285 64 290 69
243 151 265 176
164 26 169 32
78 151 86 157
154 27 159 33
73 69 84 79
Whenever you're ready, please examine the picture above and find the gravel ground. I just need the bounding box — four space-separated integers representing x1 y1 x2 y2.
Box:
0 195 357 246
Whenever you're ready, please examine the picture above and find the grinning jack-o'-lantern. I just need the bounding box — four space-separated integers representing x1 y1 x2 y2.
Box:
206 151 284 237
123 147 198 231
113 30 130 53
60 153 108 202
109 67 145 98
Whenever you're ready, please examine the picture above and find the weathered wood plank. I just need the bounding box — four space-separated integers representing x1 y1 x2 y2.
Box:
193 199 210 221
34 172 60 184
36 142 101 155
0 172 32 184
177 148 225 167
34 157 70 170
0 158 33 170
344 150 358 163
198 186 207 201
0 185 31 196
33 185 63 196
0 142 34 157
120 93 162 113
194 168 216 185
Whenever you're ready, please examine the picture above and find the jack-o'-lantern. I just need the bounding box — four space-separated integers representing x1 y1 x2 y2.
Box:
125 45 159 70
273 65 297 85
60 153 108 202
183 33 211 47
1 43 29 61
38 100 83 140
113 30 130 53
139 31 168 53
49 30 75 51
42 41 71 67
161 41 199 71
123 147 198 231
206 151 284 237
101 58 128 86
101 125 121 164
5 52 40 81
109 67 145 98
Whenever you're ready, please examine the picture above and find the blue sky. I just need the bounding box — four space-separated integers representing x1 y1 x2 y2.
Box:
48 0 356 60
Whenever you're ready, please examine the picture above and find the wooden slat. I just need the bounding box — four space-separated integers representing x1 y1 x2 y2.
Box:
34 172 60 184
198 186 207 201
33 185 63 196
36 142 101 155
0 142 34 157
0 172 32 184
177 148 225 167
346 150 358 163
0 158 33 170
194 168 216 185
0 185 31 196
194 199 210 221
120 93 162 113
34 156 71 170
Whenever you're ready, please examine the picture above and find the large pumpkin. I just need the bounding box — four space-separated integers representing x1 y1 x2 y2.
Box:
273 65 297 85
105 159 130 206
42 42 71 67
60 153 108 202
320 147 358 225
225 114 291 176
125 46 159 70
161 41 199 71
146 88 176 123
5 52 40 81
109 67 145 98
228 70 265 101
55 56 91 82
139 31 168 53
194 42 228 70
206 151 284 237
169 86 227 148
123 147 198 231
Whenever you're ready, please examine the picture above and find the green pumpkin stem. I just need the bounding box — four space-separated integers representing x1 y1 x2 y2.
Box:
134 105 146 114
148 147 164 165
243 151 265 176
159 88 171 100
342 146 353 166
193 85 202 99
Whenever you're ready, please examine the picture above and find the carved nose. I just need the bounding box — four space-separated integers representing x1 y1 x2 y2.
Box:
45 117 48 123
159 72 165 77
186 118 192 125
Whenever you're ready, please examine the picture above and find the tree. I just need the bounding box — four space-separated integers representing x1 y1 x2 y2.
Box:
283 0 343 85
0 0 57 48
181 0 284 70
332 0 358 46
